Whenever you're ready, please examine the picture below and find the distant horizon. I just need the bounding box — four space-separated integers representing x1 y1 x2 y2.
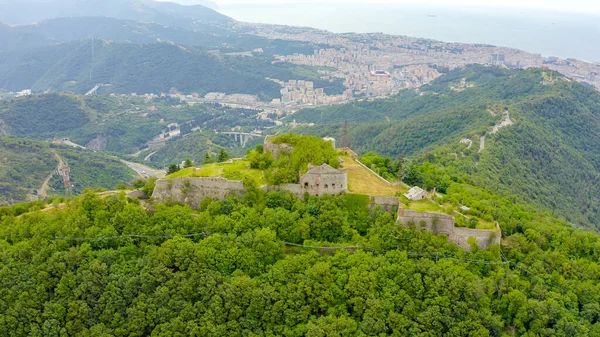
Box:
191 0 600 16
217 3 600 63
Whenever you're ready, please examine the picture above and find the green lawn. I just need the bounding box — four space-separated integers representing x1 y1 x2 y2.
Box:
406 199 447 213
167 160 265 185
341 155 404 196
406 199 497 231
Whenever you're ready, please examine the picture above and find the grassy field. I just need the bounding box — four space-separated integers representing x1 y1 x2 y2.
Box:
340 155 405 196
167 160 265 185
405 199 447 213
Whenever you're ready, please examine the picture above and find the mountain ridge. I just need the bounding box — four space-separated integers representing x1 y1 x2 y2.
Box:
0 0 231 28
285 66 600 229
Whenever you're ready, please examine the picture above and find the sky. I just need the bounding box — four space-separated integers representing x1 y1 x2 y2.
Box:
175 0 600 14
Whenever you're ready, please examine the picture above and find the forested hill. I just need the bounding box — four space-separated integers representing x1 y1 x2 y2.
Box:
289 66 600 229
0 17 327 55
0 138 135 204
2 182 600 335
0 17 228 53
0 40 282 99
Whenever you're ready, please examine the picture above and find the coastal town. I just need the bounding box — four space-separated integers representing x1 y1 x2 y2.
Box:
154 23 600 116
2 21 599 120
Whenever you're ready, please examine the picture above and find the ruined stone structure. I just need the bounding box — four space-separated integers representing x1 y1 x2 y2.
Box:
397 208 501 251
405 186 428 201
263 136 294 160
300 164 348 196
369 196 400 212
150 164 499 252
397 209 455 234
152 177 245 209
262 184 303 196
450 227 500 253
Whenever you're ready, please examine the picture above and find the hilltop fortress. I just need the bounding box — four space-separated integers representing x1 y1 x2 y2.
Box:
152 137 500 252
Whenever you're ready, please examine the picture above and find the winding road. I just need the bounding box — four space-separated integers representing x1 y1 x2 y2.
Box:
38 150 65 199
120 159 166 179
479 112 514 153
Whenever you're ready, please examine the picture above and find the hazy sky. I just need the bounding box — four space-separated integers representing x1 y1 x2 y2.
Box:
171 0 600 14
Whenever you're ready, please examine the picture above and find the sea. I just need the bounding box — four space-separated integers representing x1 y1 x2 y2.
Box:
218 4 600 63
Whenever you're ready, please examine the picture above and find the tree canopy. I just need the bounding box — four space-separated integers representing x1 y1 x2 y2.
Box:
1 185 600 336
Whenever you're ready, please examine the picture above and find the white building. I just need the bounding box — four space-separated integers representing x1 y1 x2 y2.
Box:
405 186 428 201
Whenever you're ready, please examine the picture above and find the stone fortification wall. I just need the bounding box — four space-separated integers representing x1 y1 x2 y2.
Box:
450 227 501 251
369 196 400 212
262 184 303 197
152 177 245 208
300 170 348 196
397 209 455 235
397 208 500 252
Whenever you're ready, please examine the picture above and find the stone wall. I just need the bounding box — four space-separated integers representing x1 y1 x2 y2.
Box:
397 209 455 235
262 184 303 197
300 170 348 196
450 227 501 251
369 196 400 212
152 176 501 252
152 177 245 209
397 208 500 252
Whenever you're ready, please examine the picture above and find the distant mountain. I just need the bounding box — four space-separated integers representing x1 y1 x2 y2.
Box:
0 17 229 53
0 17 327 55
169 0 218 9
0 40 282 99
0 0 231 28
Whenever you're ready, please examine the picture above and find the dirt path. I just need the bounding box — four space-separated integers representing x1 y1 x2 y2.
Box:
479 112 513 154
478 135 486 154
38 150 64 199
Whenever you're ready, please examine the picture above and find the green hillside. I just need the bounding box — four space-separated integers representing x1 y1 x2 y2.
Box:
2 178 600 335
0 94 270 154
0 138 56 203
0 93 163 153
0 137 135 204
286 66 600 229
146 132 257 167
0 40 283 99
0 17 329 56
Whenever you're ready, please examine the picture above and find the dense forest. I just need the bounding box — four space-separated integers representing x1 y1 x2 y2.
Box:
2 181 600 335
287 66 600 229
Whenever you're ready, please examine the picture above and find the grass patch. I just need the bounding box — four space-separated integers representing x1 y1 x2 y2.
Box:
167 160 266 185
341 155 404 196
406 199 447 213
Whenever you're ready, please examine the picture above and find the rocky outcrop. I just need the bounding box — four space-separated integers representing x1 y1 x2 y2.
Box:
86 135 108 151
